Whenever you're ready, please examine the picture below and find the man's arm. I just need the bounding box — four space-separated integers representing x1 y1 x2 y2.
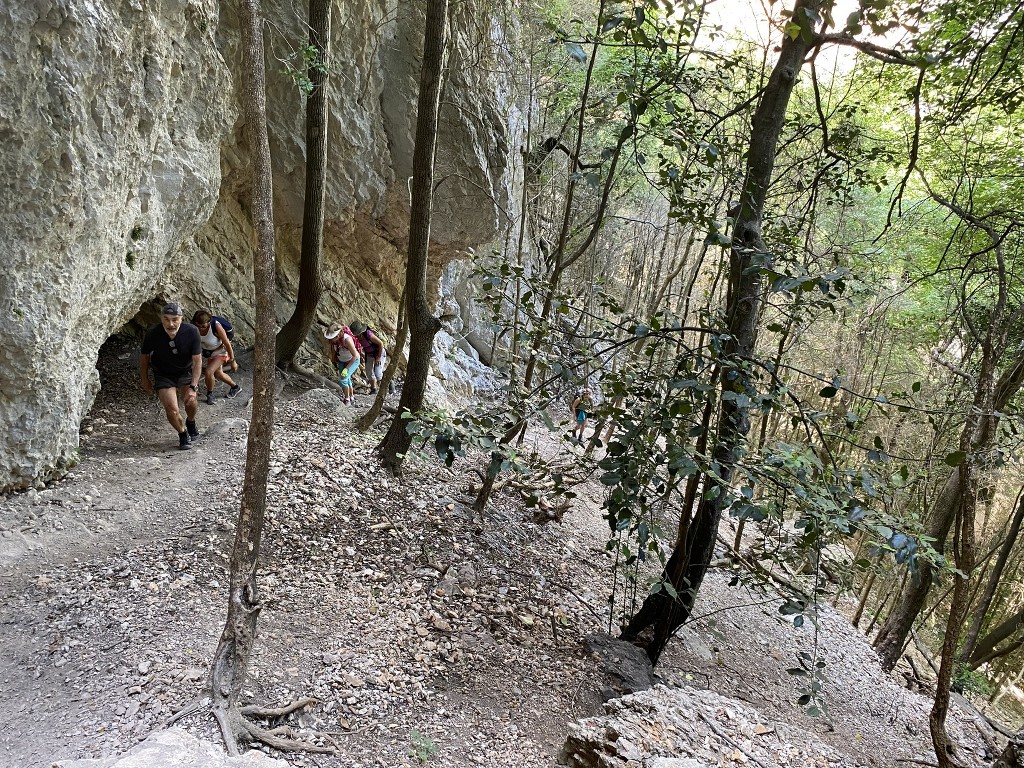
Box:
367 330 383 356
191 354 203 390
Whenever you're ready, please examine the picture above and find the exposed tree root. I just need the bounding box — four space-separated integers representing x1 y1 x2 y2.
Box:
241 696 318 720
161 697 209 728
213 697 335 756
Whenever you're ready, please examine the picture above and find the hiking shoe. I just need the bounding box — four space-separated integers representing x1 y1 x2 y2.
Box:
228 384 241 398
178 431 191 450
186 420 200 439
205 392 216 405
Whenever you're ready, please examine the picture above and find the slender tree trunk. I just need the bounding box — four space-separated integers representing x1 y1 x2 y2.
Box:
961 489 1024 662
874 351 1024 672
378 0 447 471
866 572 902 636
276 0 331 366
969 606 1024 667
852 571 877 629
357 282 409 430
928 190 1012 768
209 0 277 752
619 0 823 665
874 470 962 668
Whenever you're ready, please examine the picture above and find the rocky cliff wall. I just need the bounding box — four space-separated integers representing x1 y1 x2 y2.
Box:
0 0 521 491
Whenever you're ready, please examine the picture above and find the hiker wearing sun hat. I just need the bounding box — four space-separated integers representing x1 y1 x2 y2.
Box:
324 322 361 405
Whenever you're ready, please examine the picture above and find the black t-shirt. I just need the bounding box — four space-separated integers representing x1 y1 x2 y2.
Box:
142 323 201 376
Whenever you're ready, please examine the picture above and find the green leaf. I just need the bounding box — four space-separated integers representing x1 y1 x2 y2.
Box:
565 42 587 63
819 386 838 398
944 450 967 467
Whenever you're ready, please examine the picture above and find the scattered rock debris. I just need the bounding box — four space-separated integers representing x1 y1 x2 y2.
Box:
0 351 997 768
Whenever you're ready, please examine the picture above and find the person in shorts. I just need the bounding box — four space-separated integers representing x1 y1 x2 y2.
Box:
325 322 361 406
349 321 387 393
571 388 593 445
191 309 241 404
140 303 203 450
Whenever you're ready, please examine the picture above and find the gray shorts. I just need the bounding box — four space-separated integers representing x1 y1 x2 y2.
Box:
154 371 193 390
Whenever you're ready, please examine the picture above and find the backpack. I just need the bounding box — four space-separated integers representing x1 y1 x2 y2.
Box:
366 327 390 352
330 326 358 363
211 315 235 341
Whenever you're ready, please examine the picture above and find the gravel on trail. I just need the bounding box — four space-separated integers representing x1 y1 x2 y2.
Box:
0 345 999 768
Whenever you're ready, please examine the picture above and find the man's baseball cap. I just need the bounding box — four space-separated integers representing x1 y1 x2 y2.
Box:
162 303 184 316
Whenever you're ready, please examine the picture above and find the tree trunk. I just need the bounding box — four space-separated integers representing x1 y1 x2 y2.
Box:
209 0 277 752
852 571 877 629
378 0 447 471
619 0 823 666
968 606 1024 667
927 174 1012 768
961 489 1024 662
874 350 1024 672
275 0 331 366
874 470 962 670
357 282 409 431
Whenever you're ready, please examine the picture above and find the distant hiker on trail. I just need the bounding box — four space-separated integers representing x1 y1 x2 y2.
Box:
349 321 387 394
571 388 593 445
140 303 203 451
325 322 361 406
192 310 241 404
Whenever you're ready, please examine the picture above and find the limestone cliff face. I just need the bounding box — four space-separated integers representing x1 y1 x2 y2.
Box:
0 0 520 491
0 0 231 490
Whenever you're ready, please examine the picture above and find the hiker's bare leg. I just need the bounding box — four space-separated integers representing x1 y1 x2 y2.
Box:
157 388 186 433
179 385 199 421
206 359 221 393
214 361 236 388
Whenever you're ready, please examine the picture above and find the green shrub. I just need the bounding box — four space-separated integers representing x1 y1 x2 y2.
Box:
952 664 992 697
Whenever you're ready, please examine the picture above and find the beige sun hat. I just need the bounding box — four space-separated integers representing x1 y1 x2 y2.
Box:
324 322 343 340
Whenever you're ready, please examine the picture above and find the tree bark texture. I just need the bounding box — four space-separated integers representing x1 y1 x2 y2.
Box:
968 606 1024 667
275 0 331 366
208 0 277 754
961 489 1024 662
927 188 1011 768
874 350 1024 672
378 0 447 471
619 0 822 665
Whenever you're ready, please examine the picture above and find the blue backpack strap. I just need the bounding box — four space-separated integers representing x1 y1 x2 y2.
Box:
212 315 234 340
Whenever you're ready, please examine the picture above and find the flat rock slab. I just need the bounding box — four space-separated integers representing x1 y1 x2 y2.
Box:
52 728 290 768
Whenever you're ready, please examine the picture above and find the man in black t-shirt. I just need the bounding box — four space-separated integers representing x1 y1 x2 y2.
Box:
140 303 203 450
